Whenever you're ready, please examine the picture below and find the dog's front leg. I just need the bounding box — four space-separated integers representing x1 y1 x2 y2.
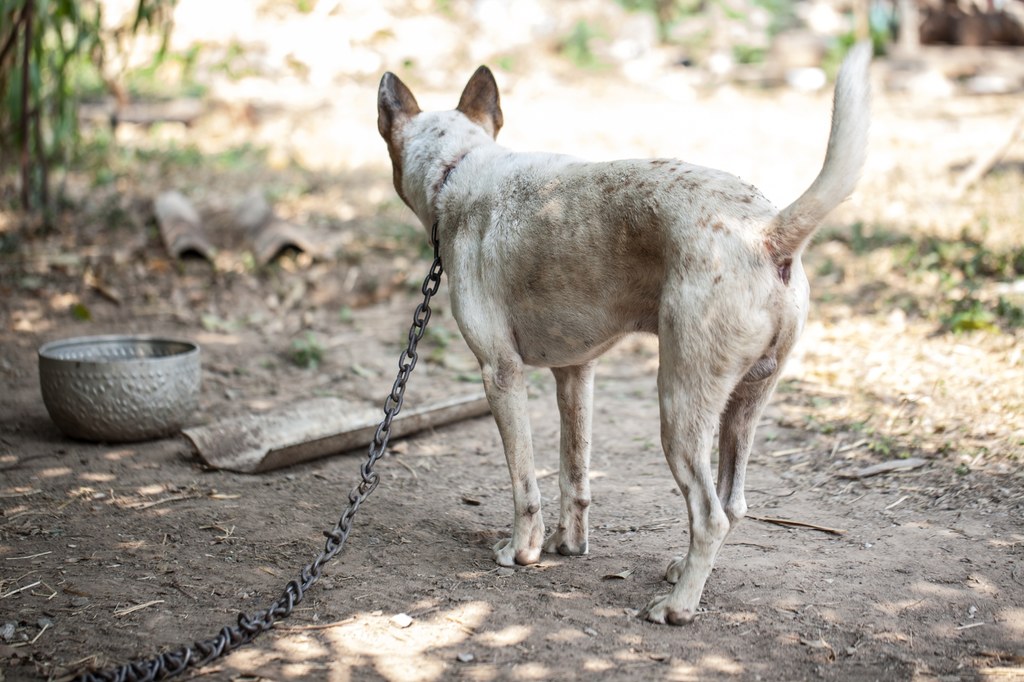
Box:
543 362 595 556
481 354 545 566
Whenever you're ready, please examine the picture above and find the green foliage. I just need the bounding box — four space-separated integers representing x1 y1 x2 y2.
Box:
559 21 609 70
822 20 890 79
732 44 766 65
751 0 797 35
615 0 702 43
0 0 176 216
945 298 998 334
70 301 91 321
819 222 1024 333
289 332 324 369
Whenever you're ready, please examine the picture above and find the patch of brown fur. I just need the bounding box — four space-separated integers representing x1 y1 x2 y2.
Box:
457 66 503 138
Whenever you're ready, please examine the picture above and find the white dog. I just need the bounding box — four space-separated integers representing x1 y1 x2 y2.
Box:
377 44 871 624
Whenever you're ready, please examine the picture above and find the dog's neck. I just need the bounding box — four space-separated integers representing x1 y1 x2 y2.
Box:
428 150 471 236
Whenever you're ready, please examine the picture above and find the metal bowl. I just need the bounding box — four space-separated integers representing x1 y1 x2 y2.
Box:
38 335 201 442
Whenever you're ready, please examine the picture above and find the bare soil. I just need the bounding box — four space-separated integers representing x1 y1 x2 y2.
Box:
2 47 1023 682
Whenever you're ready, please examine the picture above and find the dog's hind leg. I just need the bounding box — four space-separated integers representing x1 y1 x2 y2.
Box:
480 352 546 567
543 362 596 556
642 325 736 625
716 374 779 528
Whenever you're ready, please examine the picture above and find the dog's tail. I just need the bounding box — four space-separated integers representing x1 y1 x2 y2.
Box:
764 42 871 262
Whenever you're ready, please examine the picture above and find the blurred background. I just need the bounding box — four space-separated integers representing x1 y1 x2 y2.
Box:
1 5 1022 678
0 0 1022 462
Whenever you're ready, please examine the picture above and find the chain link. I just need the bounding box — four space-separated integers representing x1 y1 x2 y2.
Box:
74 221 444 682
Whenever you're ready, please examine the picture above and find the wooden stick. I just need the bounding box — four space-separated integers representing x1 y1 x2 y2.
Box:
29 621 49 644
955 622 985 631
275 616 358 632
5 550 52 561
953 116 1024 198
747 514 846 536
125 493 200 510
1 580 42 598
113 599 165 617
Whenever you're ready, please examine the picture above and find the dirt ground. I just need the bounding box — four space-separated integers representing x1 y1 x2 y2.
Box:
2 28 1024 682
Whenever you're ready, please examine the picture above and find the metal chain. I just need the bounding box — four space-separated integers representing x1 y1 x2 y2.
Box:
74 222 444 682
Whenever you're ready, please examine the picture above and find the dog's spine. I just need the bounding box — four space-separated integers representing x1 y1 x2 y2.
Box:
764 42 871 262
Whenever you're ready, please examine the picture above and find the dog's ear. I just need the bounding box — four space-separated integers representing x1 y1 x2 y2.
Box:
457 66 503 139
378 72 421 141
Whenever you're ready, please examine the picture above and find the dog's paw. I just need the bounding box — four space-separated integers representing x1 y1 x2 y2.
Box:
542 530 588 556
640 594 697 626
665 555 685 584
493 538 541 567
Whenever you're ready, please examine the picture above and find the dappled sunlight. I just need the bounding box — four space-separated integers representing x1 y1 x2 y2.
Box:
966 573 1001 597
987 534 1024 549
907 580 973 601
12 303 56 333
37 466 73 479
193 330 244 347
548 589 584 600
318 601 490 681
996 608 1024 638
274 633 331 662
545 626 587 643
1 4 1022 681
661 654 748 681
102 448 138 462
216 645 282 674
79 472 116 483
477 624 531 647
700 654 745 674
509 661 552 679
721 610 759 625
582 657 616 673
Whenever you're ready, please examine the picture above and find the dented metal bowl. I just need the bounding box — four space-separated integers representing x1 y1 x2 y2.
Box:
38 335 201 442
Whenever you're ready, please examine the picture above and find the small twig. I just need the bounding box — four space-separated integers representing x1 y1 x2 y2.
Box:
747 515 846 536
35 580 58 600
0 488 42 498
29 621 50 644
747 488 796 498
125 493 200 510
884 495 908 511
770 445 815 458
841 458 928 479
394 457 418 480
5 550 52 561
275 616 358 632
445 615 476 635
835 439 869 454
113 599 165 617
953 116 1024 198
956 622 985 631
83 268 122 304
1 580 42 598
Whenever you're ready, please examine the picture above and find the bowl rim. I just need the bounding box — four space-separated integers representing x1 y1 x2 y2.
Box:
38 334 200 364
